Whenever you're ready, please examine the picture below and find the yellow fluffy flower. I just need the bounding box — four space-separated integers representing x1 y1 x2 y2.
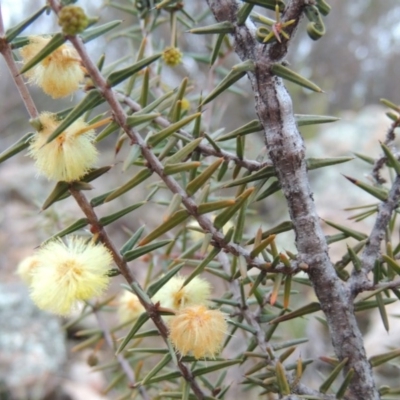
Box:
168 305 227 359
16 255 40 285
152 275 211 311
117 291 145 324
29 237 113 316
20 36 85 98
29 112 98 182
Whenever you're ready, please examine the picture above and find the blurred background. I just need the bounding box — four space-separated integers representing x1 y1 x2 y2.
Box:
1 0 400 399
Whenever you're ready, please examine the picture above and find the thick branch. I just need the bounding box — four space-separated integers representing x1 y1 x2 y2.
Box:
206 1 379 398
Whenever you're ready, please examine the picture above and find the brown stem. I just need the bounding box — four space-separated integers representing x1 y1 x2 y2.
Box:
0 42 39 119
93 306 150 400
68 187 206 400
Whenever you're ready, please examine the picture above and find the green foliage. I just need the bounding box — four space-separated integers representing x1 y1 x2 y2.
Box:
2 1 400 399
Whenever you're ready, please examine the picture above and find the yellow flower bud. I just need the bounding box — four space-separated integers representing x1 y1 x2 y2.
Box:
152 275 211 311
162 46 183 67
180 98 191 111
16 255 40 285
29 237 113 316
168 305 227 359
20 36 85 98
117 291 145 324
29 112 98 182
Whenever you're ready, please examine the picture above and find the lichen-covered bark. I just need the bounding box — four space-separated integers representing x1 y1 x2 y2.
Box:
206 1 379 398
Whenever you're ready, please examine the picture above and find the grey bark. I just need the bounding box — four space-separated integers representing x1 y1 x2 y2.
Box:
205 0 379 398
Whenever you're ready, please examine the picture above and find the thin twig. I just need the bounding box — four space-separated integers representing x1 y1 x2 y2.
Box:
68 187 206 400
93 306 150 400
350 176 400 294
120 94 269 172
371 117 400 184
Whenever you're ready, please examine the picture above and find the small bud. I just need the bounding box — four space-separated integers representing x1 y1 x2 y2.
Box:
162 46 183 67
180 98 191 111
58 5 89 36
87 353 99 367
168 305 227 359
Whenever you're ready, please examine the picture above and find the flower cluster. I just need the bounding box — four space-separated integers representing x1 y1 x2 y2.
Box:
152 275 227 359
162 46 183 67
17 237 113 316
20 36 85 98
58 5 89 36
169 305 227 359
29 112 98 182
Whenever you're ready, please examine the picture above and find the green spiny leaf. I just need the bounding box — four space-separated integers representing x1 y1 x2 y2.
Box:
140 353 172 386
164 162 202 175
307 157 353 170
116 312 149 355
201 60 255 106
0 132 34 165
380 142 400 175
182 247 221 287
210 33 226 66
343 175 388 202
148 113 201 147
369 348 400 367
139 210 190 245
323 219 368 241
46 90 104 144
146 262 185 298
5 5 48 42
242 0 285 12
120 225 146 255
19 33 66 75
335 369 355 399
295 114 338 126
198 199 236 215
98 201 146 226
269 302 321 324
107 53 162 87
214 187 254 230
186 158 224 196
123 240 173 262
271 63 323 93
105 169 152 202
275 361 290 395
246 221 293 245
189 21 235 34
165 137 203 165
217 119 263 142
319 357 349 394
81 20 122 43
